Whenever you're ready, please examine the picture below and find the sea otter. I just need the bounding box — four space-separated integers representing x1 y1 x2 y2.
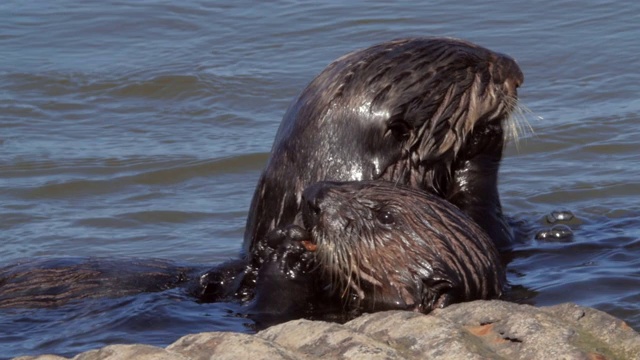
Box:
249 180 504 323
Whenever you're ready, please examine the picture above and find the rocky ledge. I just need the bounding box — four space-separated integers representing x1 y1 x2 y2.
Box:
15 300 640 360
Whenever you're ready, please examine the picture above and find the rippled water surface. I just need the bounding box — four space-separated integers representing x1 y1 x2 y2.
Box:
1 1 639 358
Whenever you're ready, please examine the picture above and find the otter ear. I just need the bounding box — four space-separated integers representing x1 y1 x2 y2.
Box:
386 102 414 143
388 119 412 142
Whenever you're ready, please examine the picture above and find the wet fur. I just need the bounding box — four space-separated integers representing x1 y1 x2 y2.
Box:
302 180 504 313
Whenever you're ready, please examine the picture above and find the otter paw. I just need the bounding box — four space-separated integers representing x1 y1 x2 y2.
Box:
263 225 315 279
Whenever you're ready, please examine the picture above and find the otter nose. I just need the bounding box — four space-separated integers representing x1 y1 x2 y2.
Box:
302 182 331 217
302 181 348 229
493 53 524 90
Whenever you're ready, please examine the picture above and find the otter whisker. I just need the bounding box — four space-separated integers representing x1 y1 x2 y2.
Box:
509 100 536 141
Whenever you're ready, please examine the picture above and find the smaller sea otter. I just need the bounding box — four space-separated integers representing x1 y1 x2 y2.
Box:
251 180 505 321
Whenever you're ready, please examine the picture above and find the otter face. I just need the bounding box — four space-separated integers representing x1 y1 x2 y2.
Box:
301 180 505 314
363 38 523 198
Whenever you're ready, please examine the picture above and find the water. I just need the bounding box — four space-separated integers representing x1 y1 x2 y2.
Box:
1 1 639 358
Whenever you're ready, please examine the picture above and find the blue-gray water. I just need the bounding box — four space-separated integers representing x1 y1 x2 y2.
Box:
1 1 639 358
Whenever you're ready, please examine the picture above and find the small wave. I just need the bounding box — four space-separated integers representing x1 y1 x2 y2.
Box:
5 153 268 200
72 210 212 228
106 74 210 101
2 68 275 106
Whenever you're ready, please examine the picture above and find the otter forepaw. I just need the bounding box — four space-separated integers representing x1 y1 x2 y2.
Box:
263 225 315 279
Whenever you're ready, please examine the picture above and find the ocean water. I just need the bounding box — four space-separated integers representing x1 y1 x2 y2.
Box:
1 1 639 358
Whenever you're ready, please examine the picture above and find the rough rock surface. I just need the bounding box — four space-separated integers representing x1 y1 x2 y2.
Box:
14 300 640 360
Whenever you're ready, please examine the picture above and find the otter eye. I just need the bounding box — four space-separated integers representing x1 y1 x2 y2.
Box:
376 209 395 225
388 120 411 142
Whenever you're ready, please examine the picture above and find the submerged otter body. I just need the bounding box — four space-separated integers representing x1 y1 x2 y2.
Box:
224 37 523 302
251 181 505 321
0 257 196 308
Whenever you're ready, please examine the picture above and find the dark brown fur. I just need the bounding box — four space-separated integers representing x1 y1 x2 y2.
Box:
300 180 504 313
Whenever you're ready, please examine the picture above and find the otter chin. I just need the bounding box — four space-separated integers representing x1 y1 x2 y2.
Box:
300 180 505 314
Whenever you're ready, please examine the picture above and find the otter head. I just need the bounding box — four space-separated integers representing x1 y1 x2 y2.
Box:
301 180 505 313
274 37 522 182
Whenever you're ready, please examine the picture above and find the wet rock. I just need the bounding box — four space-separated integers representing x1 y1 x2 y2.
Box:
258 319 402 359
73 345 188 360
166 332 303 360
15 300 640 360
